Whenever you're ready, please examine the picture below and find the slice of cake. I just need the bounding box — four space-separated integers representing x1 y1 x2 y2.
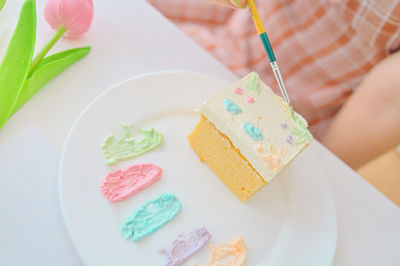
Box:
188 72 312 202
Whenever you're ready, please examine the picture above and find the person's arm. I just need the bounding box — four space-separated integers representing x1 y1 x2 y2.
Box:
322 51 400 169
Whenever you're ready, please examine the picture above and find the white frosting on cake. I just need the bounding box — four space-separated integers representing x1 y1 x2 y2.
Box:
200 72 312 182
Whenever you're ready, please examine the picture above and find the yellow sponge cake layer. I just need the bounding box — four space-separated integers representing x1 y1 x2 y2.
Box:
188 115 267 202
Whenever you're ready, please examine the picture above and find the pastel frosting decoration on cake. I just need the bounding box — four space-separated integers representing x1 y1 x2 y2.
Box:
245 72 260 95
120 193 181 242
102 123 163 165
159 227 211 266
188 72 312 202
224 99 242 114
205 236 247 266
100 163 162 203
242 122 263 140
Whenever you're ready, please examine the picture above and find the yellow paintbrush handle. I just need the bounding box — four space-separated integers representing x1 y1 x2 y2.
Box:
246 0 293 108
247 0 265 34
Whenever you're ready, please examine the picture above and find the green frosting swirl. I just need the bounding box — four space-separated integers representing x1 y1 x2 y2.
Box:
102 123 163 165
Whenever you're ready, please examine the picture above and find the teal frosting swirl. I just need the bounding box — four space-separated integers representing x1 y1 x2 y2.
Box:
120 193 182 242
224 99 242 114
242 122 263 141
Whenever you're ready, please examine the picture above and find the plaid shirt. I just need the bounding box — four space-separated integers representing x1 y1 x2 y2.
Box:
148 0 400 138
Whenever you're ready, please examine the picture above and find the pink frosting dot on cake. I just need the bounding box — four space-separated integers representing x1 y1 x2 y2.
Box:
234 87 243 95
246 95 255 103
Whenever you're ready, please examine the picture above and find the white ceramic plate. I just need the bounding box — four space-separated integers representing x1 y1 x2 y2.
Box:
59 71 337 266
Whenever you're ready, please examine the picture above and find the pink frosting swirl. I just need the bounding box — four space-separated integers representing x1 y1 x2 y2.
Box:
100 163 162 203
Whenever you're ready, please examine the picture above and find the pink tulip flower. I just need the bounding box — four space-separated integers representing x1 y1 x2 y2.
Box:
44 0 93 38
29 0 93 74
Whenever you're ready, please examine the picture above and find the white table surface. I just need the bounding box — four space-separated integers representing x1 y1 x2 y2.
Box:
0 0 399 265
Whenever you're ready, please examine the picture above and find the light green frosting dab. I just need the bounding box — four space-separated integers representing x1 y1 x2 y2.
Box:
289 114 313 144
120 193 182 242
277 96 313 144
245 72 260 95
102 123 163 165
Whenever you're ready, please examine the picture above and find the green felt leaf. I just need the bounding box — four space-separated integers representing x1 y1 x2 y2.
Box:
0 0 6 11
0 0 36 129
11 47 91 114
